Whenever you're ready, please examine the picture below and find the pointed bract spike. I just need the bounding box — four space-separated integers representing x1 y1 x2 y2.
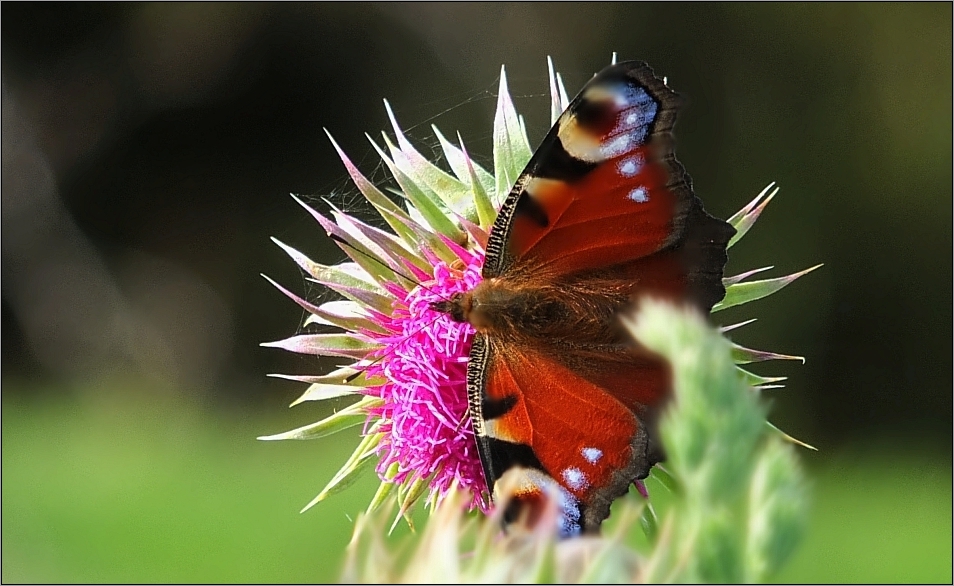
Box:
640 501 658 541
291 382 359 405
271 239 394 312
390 473 431 535
261 333 381 360
724 266 776 286
737 367 788 387
327 204 399 262
312 281 394 314
376 205 459 265
262 274 386 334
382 105 477 222
287 196 399 286
729 184 779 248
720 318 758 333
368 134 465 241
547 56 563 126
432 125 495 192
324 129 419 238
257 397 380 441
493 65 533 205
713 264 822 312
330 207 431 279
731 342 806 365
367 464 400 514
767 421 818 451
650 464 679 493
268 365 360 385
437 233 473 264
261 273 324 315
556 72 569 111
288 370 384 405
271 238 379 294
314 300 372 321
754 384 787 391
302 434 381 511
458 132 497 229
727 182 776 227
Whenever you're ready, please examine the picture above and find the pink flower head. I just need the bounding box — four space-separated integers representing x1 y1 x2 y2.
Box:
362 243 489 510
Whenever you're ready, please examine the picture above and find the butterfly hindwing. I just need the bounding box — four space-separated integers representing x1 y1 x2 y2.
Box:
468 334 666 535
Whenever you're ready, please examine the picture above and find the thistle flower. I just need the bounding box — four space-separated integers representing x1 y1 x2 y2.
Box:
259 58 819 529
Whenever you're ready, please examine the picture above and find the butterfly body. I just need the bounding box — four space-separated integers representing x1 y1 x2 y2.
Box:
434 61 735 535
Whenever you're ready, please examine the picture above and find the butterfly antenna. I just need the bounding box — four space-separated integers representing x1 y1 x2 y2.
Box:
327 233 454 303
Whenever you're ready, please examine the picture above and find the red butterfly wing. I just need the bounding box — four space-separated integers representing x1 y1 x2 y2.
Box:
469 61 734 534
469 335 668 535
483 61 732 310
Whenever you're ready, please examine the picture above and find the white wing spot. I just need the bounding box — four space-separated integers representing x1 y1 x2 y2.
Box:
617 156 643 177
582 447 603 464
600 133 631 158
628 187 650 203
562 467 588 491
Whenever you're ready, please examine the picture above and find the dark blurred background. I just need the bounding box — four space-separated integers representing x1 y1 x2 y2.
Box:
2 3 951 583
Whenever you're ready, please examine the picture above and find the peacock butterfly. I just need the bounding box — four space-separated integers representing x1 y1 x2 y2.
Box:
433 61 735 536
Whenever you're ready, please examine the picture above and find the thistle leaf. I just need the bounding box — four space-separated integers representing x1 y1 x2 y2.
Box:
640 501 660 542
713 264 822 312
744 439 809 581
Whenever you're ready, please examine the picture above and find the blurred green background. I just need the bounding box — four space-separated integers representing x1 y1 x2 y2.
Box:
2 3 950 583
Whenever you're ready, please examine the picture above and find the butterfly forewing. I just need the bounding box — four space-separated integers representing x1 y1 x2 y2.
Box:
484 62 694 280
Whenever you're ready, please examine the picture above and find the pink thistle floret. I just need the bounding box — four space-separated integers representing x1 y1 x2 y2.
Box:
362 245 490 511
